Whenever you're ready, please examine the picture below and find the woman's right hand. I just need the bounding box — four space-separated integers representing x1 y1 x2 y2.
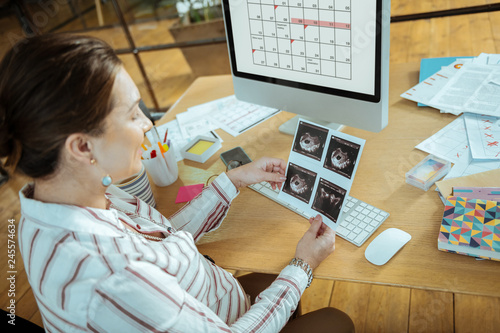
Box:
294 215 336 270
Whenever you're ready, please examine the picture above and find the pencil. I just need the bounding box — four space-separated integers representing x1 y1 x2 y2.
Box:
163 129 169 144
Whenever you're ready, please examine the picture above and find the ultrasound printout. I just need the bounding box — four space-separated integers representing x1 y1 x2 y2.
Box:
278 119 365 231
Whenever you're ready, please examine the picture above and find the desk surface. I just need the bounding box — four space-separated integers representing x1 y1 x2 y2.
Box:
155 62 500 297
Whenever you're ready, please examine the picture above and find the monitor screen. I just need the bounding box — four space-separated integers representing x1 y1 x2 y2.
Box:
222 0 390 132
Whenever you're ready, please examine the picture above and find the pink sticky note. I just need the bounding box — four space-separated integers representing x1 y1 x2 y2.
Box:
175 184 204 203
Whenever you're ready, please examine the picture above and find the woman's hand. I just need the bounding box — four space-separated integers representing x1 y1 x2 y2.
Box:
226 157 287 189
294 215 336 270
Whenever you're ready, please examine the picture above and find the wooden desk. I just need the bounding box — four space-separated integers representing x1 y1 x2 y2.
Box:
155 62 500 298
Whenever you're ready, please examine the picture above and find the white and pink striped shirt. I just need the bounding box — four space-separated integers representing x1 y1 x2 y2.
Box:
19 173 308 332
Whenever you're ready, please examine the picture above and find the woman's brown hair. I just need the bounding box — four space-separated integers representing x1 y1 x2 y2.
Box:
0 33 122 179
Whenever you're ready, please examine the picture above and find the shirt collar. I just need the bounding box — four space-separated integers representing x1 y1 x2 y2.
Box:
19 183 125 235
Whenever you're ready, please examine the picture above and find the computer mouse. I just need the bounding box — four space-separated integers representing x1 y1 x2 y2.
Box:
365 228 411 265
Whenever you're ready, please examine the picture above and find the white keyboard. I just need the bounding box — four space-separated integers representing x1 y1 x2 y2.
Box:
248 181 389 247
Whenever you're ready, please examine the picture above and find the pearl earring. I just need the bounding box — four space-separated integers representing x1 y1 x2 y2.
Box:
101 175 112 187
90 158 113 187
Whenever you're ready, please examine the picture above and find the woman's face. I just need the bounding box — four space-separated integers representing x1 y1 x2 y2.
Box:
92 67 152 183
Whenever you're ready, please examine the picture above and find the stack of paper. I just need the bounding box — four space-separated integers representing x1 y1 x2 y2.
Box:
414 113 500 186
401 53 500 116
146 95 281 161
183 95 280 137
401 54 500 195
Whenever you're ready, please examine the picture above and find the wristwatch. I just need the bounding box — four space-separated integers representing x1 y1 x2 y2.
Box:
289 257 313 288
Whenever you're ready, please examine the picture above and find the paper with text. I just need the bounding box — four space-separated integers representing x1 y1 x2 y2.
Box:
400 59 472 111
443 150 500 180
188 95 280 137
415 116 469 164
464 113 500 160
428 64 500 116
176 108 219 139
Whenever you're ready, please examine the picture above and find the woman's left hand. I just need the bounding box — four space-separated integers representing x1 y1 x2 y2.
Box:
226 157 287 190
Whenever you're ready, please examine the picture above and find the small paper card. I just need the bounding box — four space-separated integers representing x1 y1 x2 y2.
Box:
175 184 204 203
278 119 365 231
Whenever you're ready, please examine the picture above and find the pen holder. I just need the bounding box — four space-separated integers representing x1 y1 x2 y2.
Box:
142 143 179 187
115 164 156 207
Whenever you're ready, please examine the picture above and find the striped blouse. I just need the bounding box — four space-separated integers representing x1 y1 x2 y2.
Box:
19 173 308 332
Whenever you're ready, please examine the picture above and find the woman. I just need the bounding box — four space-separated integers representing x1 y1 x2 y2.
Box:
0 34 353 332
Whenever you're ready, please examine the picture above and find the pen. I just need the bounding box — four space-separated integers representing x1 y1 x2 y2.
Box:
163 129 169 144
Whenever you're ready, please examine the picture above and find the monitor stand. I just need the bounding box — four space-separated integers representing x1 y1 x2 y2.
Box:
279 115 344 135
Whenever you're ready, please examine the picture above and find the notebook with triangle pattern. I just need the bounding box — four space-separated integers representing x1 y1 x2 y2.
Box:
438 196 500 261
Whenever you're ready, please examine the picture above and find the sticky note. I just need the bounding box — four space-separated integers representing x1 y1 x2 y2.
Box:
187 140 214 155
175 184 204 203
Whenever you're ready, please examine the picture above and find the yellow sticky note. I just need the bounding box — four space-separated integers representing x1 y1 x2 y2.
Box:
187 140 214 155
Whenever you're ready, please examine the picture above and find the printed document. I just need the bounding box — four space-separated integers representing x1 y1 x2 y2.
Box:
278 119 365 231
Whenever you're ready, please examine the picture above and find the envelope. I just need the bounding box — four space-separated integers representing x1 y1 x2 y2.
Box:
435 168 500 198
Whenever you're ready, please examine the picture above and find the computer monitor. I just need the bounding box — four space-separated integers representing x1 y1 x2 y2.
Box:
221 0 390 133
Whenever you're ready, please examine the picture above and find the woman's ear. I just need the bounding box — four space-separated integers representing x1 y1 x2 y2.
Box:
65 133 94 164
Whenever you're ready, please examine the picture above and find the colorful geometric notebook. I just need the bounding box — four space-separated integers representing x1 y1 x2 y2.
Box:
438 196 500 261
